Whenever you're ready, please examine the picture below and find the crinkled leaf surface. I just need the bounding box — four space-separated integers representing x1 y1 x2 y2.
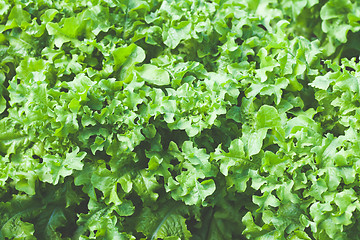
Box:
1 0 360 239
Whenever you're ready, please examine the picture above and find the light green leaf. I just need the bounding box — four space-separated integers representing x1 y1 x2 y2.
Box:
211 139 247 176
38 147 86 185
136 64 170 86
247 128 267 157
163 22 192 49
253 191 281 209
255 105 282 129
309 74 335 90
0 95 6 114
113 43 146 71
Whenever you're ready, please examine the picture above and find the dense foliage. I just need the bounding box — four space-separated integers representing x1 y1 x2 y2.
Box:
1 0 360 239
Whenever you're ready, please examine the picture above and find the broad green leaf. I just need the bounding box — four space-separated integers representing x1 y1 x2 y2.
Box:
5 4 31 30
163 22 192 49
113 43 146 71
133 169 160 202
136 64 170 86
134 204 192 240
247 128 267 157
255 105 282 129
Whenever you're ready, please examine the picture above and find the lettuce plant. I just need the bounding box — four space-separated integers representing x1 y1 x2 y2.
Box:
1 0 360 239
